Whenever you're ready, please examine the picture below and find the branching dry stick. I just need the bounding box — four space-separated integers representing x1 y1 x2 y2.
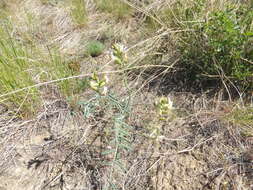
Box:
133 59 179 97
121 0 165 27
241 57 253 65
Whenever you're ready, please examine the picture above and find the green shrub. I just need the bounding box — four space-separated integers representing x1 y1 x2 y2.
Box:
186 7 251 80
184 3 252 87
85 40 105 57
153 0 253 88
95 0 132 19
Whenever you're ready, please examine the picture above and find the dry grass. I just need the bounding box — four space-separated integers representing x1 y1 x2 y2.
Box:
95 0 133 20
0 0 252 189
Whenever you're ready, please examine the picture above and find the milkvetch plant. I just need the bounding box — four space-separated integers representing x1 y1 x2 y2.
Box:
155 96 174 120
89 72 108 95
147 96 175 139
111 43 127 66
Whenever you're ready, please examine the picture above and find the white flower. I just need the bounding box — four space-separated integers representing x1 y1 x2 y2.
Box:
104 75 109 83
167 97 173 110
89 80 99 91
101 86 108 95
111 43 127 66
117 43 126 52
